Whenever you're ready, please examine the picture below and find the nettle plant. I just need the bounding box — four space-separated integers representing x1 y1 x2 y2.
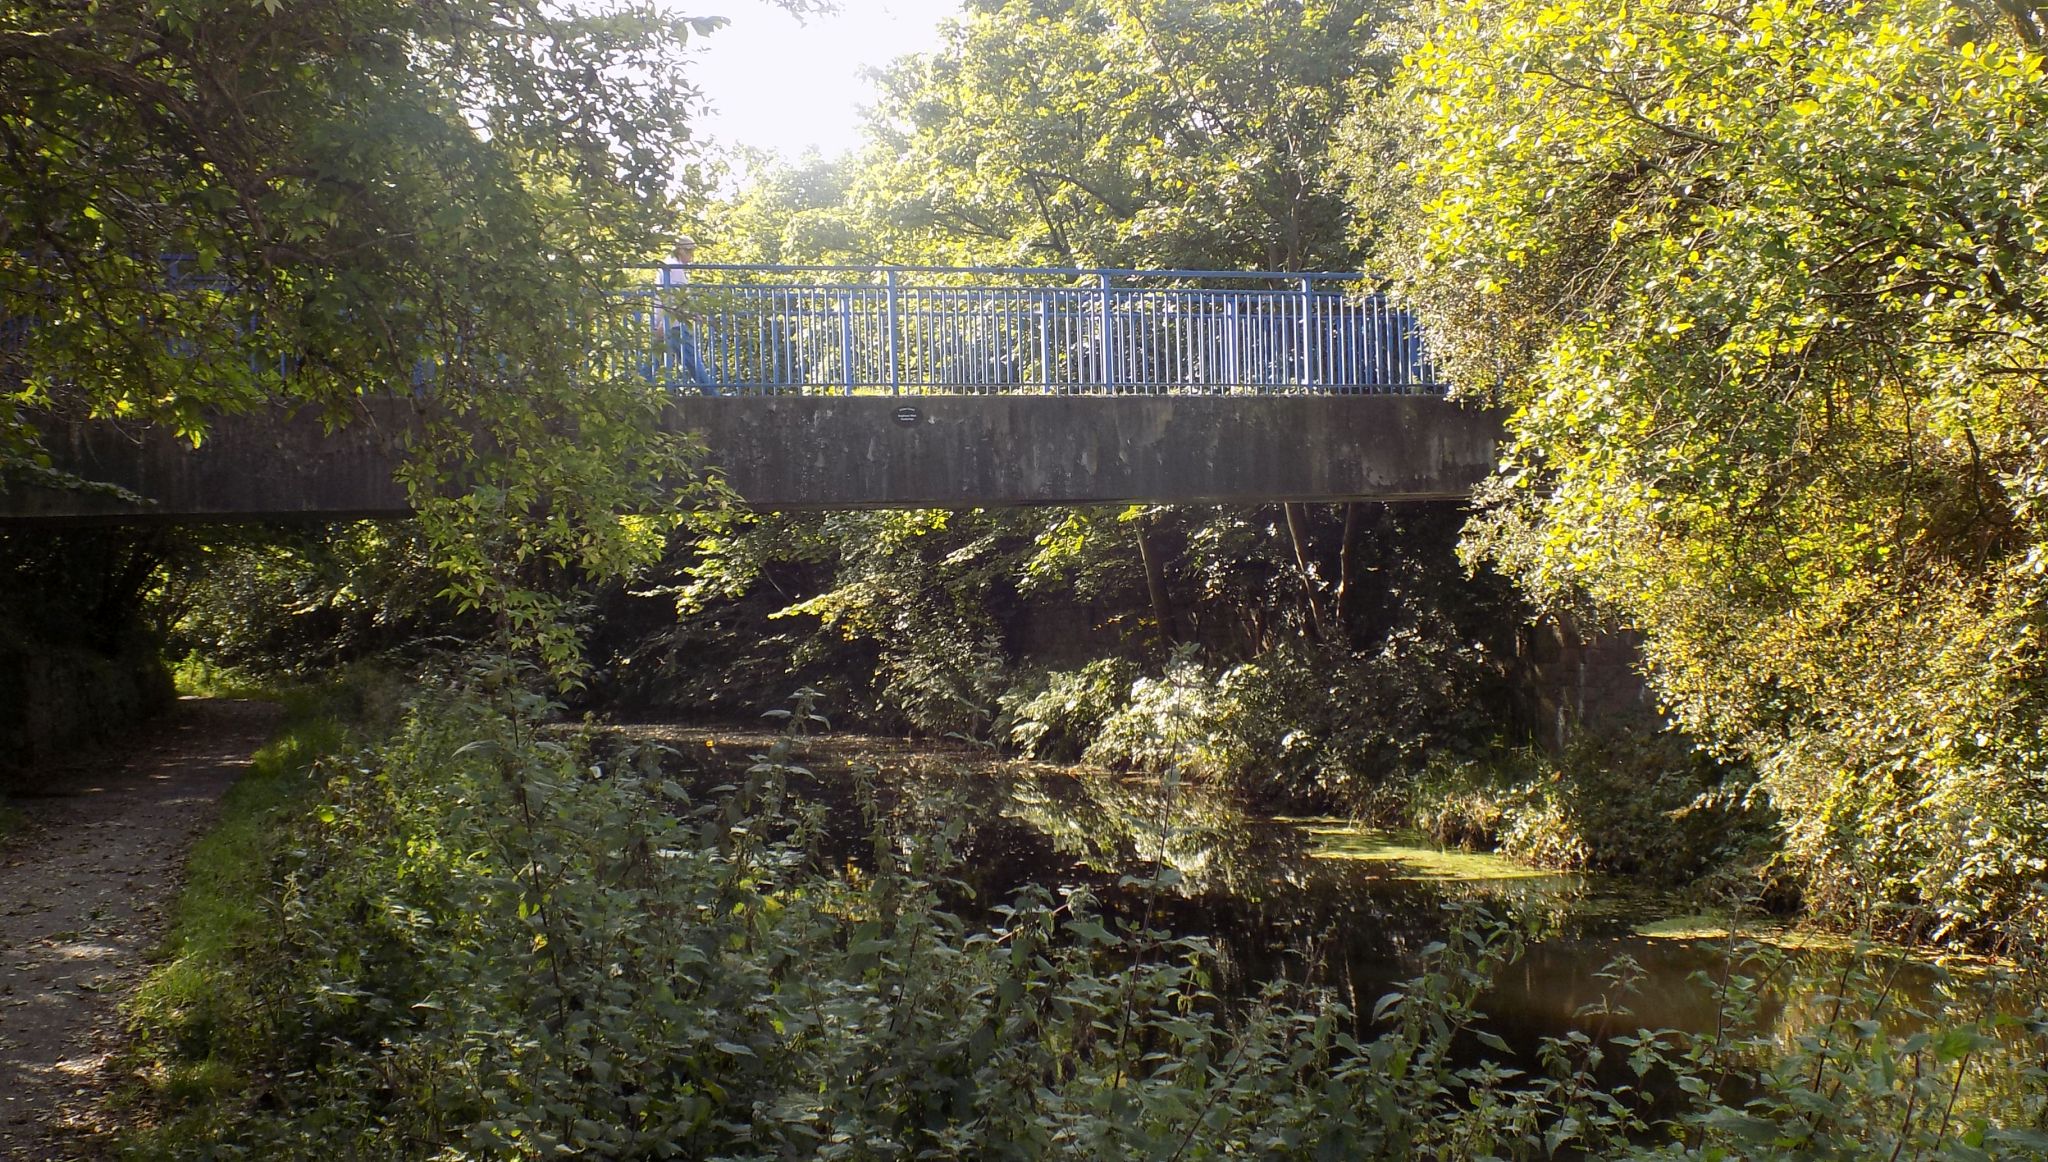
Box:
138 674 2048 1159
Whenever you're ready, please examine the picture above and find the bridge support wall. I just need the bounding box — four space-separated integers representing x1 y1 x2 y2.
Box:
674 396 1499 509
8 402 418 523
3 395 1500 523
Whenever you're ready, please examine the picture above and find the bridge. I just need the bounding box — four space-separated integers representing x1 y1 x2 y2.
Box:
2 266 1501 521
636 265 1439 395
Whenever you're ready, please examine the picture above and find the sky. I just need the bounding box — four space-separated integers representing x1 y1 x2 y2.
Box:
688 0 963 159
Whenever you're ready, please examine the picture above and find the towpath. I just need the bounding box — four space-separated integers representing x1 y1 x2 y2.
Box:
0 698 277 1160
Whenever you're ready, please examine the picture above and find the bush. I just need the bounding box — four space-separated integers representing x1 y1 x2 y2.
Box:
1394 728 1777 893
126 673 2048 1159
1082 652 1224 774
163 523 473 682
1077 637 1501 810
998 658 1141 761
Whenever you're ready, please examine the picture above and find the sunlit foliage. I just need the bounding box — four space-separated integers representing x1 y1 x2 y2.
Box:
1367 0 2048 946
0 0 772 672
854 0 1389 269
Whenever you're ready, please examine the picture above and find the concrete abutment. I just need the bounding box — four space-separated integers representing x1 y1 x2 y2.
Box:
3 395 1504 521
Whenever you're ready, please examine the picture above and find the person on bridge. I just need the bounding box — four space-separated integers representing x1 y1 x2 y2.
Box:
657 236 721 395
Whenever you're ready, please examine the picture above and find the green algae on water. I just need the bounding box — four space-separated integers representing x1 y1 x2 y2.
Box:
1634 915 2012 975
1295 822 1564 882
1634 914 1894 951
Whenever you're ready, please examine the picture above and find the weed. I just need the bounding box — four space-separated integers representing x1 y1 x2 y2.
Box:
120 671 2048 1159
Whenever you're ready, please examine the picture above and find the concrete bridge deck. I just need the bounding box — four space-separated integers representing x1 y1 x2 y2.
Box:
0 265 1490 522
0 395 1501 523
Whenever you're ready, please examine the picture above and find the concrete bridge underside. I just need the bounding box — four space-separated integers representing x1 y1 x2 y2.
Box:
1 395 1501 523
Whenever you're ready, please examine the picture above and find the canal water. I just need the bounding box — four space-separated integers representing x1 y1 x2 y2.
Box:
631 724 2031 1068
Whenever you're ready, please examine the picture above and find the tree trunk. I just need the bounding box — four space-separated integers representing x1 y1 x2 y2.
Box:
1134 512 1179 648
1282 501 1328 643
1334 501 1361 639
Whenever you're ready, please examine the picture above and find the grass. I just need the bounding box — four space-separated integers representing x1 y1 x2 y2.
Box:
168 651 274 700
123 683 354 1109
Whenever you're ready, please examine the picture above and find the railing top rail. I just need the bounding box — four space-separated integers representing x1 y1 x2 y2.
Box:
77 256 1380 289
637 262 1375 284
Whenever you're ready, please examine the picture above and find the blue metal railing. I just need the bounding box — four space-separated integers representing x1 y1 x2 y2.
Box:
627 265 1441 396
0 263 1442 398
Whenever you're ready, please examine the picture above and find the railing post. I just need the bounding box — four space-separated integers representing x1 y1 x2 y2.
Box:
1098 272 1115 392
884 267 901 396
1036 292 1052 393
838 289 856 395
1225 294 1241 390
1300 276 1318 389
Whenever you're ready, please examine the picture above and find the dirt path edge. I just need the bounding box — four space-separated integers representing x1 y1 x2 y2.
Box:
0 697 281 1161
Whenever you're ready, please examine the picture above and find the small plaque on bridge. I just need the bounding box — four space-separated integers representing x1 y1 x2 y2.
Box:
893 406 922 426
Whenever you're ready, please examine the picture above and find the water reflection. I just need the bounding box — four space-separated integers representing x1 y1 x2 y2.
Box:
629 724 2040 1087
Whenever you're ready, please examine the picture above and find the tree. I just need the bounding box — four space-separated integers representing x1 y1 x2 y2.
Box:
1365 0 2048 945
0 0 786 672
670 0 1525 754
704 149 873 265
855 0 1389 270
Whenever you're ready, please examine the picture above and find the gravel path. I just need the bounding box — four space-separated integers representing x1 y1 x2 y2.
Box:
0 698 279 1161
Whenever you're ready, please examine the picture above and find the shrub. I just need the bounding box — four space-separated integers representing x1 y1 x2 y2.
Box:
1205 634 1503 804
126 673 2048 1159
1082 652 1224 773
1392 728 1776 893
997 658 1140 761
1077 637 1501 810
